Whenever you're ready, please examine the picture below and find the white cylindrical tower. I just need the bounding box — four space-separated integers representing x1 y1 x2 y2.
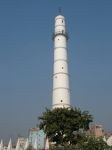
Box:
52 15 71 109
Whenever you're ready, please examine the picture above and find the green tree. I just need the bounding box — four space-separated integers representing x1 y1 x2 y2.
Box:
49 136 112 150
39 107 92 146
76 136 112 150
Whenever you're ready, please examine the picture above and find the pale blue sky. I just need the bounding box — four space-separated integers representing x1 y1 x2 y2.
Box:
0 0 112 141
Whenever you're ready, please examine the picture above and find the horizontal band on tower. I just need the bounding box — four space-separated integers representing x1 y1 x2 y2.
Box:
53 72 69 76
52 31 69 40
52 103 71 107
54 59 68 63
55 24 65 28
54 46 67 50
53 87 70 91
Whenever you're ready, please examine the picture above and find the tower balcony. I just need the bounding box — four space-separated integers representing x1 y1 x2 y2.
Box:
52 31 69 40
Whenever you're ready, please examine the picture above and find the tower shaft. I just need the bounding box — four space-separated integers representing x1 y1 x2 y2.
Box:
52 15 70 109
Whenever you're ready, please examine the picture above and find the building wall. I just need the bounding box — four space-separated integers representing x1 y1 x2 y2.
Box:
28 128 46 149
90 125 104 138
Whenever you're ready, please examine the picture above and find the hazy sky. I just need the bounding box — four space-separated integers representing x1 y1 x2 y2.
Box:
0 0 112 142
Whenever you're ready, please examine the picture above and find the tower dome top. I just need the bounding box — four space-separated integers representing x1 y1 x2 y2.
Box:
55 15 64 20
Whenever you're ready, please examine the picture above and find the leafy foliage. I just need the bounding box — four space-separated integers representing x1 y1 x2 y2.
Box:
49 136 112 150
39 107 93 146
75 136 112 150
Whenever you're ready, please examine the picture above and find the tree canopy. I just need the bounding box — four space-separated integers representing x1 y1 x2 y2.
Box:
39 107 93 146
75 136 112 150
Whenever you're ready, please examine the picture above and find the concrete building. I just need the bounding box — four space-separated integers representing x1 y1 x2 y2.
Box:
28 128 46 150
90 124 104 138
52 14 71 109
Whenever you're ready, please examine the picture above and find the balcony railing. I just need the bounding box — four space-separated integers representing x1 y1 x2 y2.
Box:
52 31 69 40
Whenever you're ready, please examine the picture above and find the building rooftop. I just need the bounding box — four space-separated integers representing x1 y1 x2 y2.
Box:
29 127 39 131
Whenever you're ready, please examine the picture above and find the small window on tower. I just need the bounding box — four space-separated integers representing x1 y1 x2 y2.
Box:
61 100 63 102
62 20 63 23
58 39 59 40
62 67 64 69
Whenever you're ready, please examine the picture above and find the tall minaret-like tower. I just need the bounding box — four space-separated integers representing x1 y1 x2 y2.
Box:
52 14 71 109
